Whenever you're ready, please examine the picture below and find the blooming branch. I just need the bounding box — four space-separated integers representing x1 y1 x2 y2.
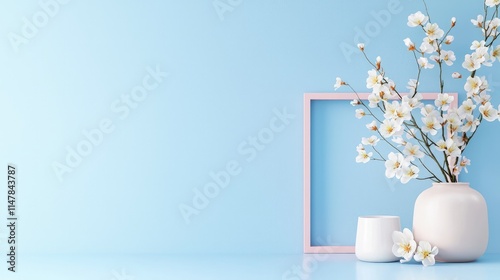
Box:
335 0 500 184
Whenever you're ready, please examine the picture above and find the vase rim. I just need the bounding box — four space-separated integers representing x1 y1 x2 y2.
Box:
432 182 470 186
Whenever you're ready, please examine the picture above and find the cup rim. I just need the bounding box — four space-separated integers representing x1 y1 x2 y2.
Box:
358 215 399 219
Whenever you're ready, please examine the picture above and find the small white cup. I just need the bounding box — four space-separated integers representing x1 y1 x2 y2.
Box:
355 215 400 262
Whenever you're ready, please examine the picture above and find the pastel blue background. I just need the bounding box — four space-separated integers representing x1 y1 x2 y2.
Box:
0 0 499 278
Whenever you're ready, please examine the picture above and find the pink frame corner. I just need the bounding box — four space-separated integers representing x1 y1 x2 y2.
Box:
303 92 458 254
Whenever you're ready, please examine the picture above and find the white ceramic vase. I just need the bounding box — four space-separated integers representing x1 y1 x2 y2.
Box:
413 182 488 262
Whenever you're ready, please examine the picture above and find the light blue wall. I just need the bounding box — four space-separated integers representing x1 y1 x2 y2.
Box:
0 0 498 256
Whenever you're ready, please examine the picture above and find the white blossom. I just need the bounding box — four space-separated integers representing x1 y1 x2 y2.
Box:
407 11 428 27
462 53 482 71
434 93 454 111
414 241 439 266
473 91 491 104
334 77 345 90
418 57 434 69
392 136 407 146
486 0 500 7
440 50 456 66
406 79 418 95
356 144 365 152
445 138 461 158
368 93 381 108
435 139 447 152
392 228 417 263
461 114 480 133
458 99 477 117
385 152 409 179
470 40 486 50
420 37 436 53
445 110 462 132
356 150 372 163
350 99 361 106
491 45 500 61
445 35 454 44
403 142 425 161
454 156 471 174
424 23 444 40
366 120 378 131
464 76 482 95
421 115 441 135
452 72 462 79
471 15 484 27
361 135 380 146
402 93 423 109
372 83 393 100
384 101 411 124
420 104 439 118
403 38 415 51
366 69 382 89
486 18 500 36
479 102 498 121
380 119 401 138
460 156 471 172
401 165 419 184
476 46 492 66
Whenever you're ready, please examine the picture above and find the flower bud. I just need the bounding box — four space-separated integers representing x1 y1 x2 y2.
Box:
350 99 361 106
445 35 454 44
404 38 416 50
452 72 462 79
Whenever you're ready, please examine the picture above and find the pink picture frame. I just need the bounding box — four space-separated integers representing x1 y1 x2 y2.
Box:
303 92 459 254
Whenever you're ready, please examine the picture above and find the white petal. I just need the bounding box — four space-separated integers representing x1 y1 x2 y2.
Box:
392 244 402 257
409 240 417 254
431 246 439 255
403 252 414 260
422 255 435 266
403 228 414 241
419 240 431 251
392 230 404 243
414 252 424 262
